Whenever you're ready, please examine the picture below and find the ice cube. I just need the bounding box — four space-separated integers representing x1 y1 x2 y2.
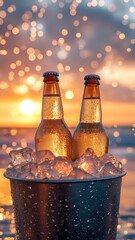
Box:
9 148 33 166
25 173 35 179
99 153 119 167
7 147 124 180
6 166 18 177
85 148 99 158
117 161 124 171
97 162 123 178
74 148 102 175
62 167 94 180
47 158 73 179
37 161 53 179
99 153 124 174
14 162 31 177
32 150 55 164
7 162 13 168
15 162 37 179
30 163 38 177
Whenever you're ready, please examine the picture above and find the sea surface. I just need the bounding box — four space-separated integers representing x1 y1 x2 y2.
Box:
0 126 135 240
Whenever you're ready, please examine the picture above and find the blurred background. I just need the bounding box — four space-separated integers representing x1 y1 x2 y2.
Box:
0 0 135 239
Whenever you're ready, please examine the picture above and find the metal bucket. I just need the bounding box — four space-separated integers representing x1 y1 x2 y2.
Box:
5 172 126 240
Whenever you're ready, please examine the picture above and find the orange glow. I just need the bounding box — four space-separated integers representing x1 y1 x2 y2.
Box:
0 94 135 127
58 37 64 45
0 18 3 25
52 39 57 46
0 169 12 205
65 90 74 100
38 31 44 37
10 63 16 69
76 32 81 38
105 45 112 52
57 50 67 59
29 53 36 61
32 5 38 12
112 81 118 87
12 27 19 35
37 53 43 60
22 22 29 30
1 39 6 45
73 20 79 26
19 99 36 115
46 50 52 56
10 129 17 136
24 66 30 72
61 29 68 36
0 81 8 89
79 67 84 72
82 16 87 21
65 65 70 71
8 5 16 13
18 70 25 77
57 13 63 19
36 65 42 71
27 47 35 54
7 24 13 30
121 158 127 164
26 76 36 85
113 131 120 137
0 213 3 220
65 45 71 51
97 53 102 58
0 97 135 127
14 85 28 94
16 60 22 66
0 10 6 18
119 33 125 39
13 47 20 54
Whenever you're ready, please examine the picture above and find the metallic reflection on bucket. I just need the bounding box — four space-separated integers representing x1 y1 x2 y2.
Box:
5 172 126 240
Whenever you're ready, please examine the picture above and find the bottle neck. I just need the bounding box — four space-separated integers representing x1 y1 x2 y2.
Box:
42 79 63 119
80 82 102 123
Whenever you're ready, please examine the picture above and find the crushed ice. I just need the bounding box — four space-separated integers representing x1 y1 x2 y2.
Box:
6 148 124 180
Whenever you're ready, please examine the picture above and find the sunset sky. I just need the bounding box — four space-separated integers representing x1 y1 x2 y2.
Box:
0 0 135 127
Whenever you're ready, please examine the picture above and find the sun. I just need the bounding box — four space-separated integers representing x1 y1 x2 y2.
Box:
19 99 36 115
65 90 74 100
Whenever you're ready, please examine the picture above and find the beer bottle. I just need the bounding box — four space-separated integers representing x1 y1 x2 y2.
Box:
35 71 72 160
72 74 108 160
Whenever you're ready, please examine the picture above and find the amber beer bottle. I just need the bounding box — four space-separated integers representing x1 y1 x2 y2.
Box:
72 74 108 160
35 71 72 160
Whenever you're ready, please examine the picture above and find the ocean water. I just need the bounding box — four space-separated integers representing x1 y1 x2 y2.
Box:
0 126 135 240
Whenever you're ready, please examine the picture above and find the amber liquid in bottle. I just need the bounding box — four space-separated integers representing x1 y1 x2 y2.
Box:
35 72 72 160
72 76 108 160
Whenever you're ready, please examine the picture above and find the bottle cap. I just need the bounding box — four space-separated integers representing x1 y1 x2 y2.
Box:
84 74 100 80
43 71 59 77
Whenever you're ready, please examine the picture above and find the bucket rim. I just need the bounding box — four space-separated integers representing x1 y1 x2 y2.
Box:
4 171 126 184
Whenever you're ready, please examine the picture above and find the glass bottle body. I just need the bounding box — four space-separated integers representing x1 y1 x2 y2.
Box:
72 78 108 160
72 122 108 160
35 119 72 160
35 74 72 160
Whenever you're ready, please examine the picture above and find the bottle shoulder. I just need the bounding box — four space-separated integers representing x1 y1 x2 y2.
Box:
73 122 107 136
36 119 72 136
